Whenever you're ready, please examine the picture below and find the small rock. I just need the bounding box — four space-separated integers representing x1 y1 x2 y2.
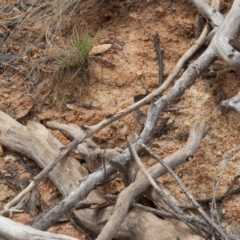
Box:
136 70 143 77
216 151 222 156
112 43 123 50
222 208 226 215
129 12 138 19
156 6 165 17
66 104 78 110
99 38 110 44
141 36 150 41
22 55 28 60
89 44 112 55
3 155 17 162
0 145 4 157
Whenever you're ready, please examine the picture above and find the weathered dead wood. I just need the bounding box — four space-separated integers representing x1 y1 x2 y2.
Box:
5 0 223 226
132 142 210 238
2 57 189 215
221 91 240 114
193 0 240 68
166 0 219 84
2 25 209 215
2 35 215 235
46 121 123 172
191 0 223 27
96 123 209 240
0 215 77 240
0 112 105 217
0 112 204 240
211 0 240 67
192 0 240 113
142 144 232 240
1 1 240 238
31 35 216 230
45 123 197 237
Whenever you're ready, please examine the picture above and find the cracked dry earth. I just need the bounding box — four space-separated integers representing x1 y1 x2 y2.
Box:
1 0 240 238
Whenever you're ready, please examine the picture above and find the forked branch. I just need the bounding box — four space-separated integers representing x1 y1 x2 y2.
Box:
96 123 209 240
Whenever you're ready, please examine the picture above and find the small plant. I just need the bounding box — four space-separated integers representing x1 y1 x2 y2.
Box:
52 26 96 70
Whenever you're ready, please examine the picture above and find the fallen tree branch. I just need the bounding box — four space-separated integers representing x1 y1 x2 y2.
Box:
2 32 211 216
0 111 203 240
32 37 216 230
165 0 220 84
1 0 219 217
0 215 77 240
211 0 240 67
4 0 240 236
142 144 231 240
95 123 209 240
130 141 208 238
191 0 223 27
197 175 240 203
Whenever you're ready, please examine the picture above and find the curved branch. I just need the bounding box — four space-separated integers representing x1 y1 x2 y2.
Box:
0 215 77 240
32 40 216 230
191 0 223 27
96 123 209 240
212 0 240 67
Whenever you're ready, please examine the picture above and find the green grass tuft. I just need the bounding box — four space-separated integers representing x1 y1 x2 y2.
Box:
52 26 96 70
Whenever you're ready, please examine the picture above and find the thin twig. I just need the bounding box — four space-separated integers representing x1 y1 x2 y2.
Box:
211 155 234 225
141 144 232 240
154 32 164 87
128 139 209 238
197 186 240 203
94 123 210 240
207 145 240 169
104 194 203 220
1 140 87 216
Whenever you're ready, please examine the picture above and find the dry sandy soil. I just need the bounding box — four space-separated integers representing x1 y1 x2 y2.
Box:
1 0 240 238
